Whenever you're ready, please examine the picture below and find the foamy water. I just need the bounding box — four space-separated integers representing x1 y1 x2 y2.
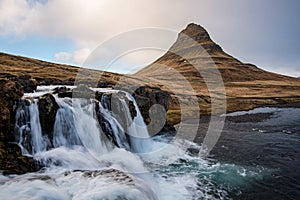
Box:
0 86 268 199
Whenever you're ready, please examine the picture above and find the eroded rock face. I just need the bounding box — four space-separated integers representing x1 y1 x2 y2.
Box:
0 79 24 144
132 86 170 120
38 93 59 148
0 79 40 174
54 86 73 98
130 86 174 134
0 143 39 175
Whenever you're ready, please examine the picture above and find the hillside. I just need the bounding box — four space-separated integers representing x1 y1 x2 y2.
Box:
1 23 300 125
0 52 121 88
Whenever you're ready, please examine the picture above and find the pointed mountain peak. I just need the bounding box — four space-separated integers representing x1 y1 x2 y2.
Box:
174 23 223 54
180 23 211 43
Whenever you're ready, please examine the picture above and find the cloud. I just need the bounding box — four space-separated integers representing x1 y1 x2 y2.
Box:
0 0 299 75
0 0 29 36
0 0 194 46
54 52 71 62
54 48 91 65
108 48 166 74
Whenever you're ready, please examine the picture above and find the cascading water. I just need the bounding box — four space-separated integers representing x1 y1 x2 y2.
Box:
15 89 152 157
1 86 267 200
96 101 130 150
15 99 47 155
111 92 153 153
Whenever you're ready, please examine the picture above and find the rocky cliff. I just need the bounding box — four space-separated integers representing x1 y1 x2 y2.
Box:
0 79 39 174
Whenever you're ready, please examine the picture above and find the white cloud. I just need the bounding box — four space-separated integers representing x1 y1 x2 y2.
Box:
0 0 29 36
72 48 92 65
0 0 199 46
0 0 299 75
54 52 71 62
54 48 91 65
109 48 166 73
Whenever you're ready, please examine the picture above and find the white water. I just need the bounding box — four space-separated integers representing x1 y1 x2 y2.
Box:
117 95 153 153
1 86 266 199
28 101 47 154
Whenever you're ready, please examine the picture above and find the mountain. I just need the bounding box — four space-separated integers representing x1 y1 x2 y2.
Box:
134 23 300 120
136 23 293 81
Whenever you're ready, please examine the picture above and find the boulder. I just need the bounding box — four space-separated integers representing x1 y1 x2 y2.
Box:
0 143 40 175
53 86 73 98
38 93 59 148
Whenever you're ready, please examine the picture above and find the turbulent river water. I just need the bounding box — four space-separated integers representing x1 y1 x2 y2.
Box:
0 86 299 200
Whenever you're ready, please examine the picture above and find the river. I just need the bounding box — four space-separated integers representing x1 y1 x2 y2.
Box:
0 86 299 199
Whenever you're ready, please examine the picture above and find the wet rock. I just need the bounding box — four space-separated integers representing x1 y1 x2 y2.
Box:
0 79 23 143
53 86 73 98
64 78 75 85
110 92 137 127
14 99 33 154
132 86 170 121
96 91 137 120
131 86 172 133
38 93 59 147
0 143 40 175
0 79 40 174
53 86 70 94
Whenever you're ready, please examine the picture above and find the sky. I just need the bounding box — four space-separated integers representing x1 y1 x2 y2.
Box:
0 0 299 76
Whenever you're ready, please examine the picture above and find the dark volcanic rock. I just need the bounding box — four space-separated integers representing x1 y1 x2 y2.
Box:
0 79 40 174
124 86 173 134
0 143 40 175
53 86 73 98
38 93 59 148
53 86 70 94
11 75 38 93
96 91 137 120
0 79 23 143
133 86 170 120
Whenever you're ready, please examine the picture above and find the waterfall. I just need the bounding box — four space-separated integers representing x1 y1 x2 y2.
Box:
96 101 130 150
15 99 31 155
15 99 47 155
10 86 242 200
15 89 153 160
28 101 47 154
117 94 153 153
